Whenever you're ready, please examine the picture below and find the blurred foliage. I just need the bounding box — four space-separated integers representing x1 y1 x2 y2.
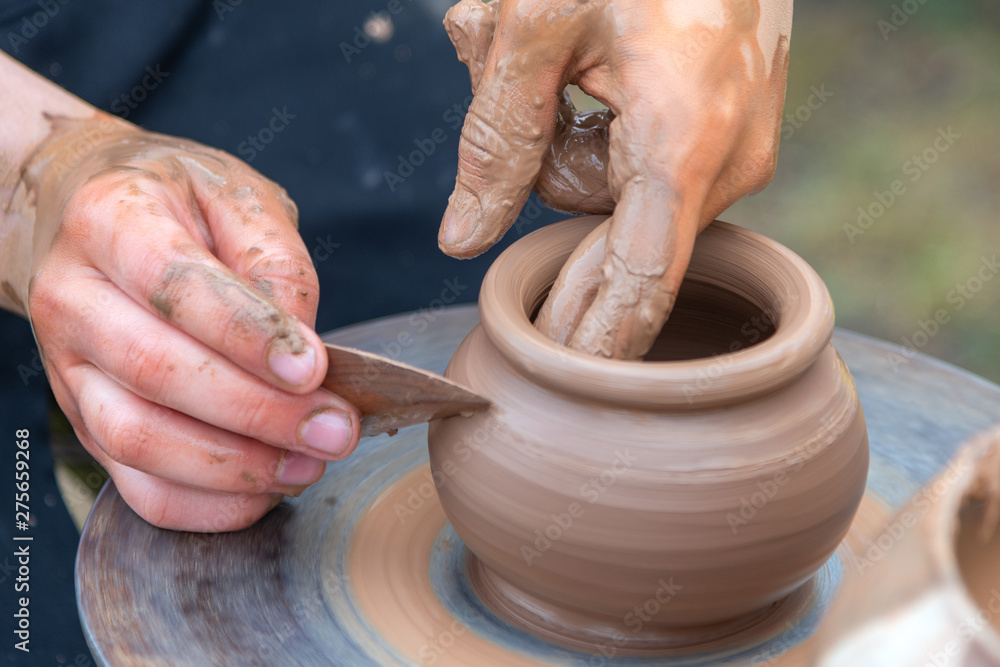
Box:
727 0 1000 382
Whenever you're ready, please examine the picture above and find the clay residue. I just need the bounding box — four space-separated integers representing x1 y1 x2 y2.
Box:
442 0 496 94
150 261 306 355
439 0 793 360
253 278 274 297
534 92 614 215
246 258 275 297
270 182 299 228
534 219 608 344
149 292 173 318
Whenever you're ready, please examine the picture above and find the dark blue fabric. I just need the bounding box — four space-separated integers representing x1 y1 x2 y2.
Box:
0 1 562 664
0 312 88 666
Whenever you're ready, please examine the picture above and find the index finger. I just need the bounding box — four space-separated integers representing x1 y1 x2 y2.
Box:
179 152 321 329
568 100 733 359
68 170 327 392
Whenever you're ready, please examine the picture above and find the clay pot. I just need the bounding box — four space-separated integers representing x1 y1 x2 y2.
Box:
427 216 869 653
812 427 1000 666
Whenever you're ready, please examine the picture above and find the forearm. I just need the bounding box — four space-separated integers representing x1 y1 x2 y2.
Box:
0 51 98 316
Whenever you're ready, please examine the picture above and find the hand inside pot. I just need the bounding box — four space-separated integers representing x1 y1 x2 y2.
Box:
438 0 793 359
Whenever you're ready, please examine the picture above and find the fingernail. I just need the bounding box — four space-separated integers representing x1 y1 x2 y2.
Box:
300 409 355 457
439 190 481 249
269 345 316 386
276 451 326 486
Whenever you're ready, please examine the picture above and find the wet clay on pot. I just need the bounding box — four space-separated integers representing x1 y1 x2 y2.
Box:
427 216 870 655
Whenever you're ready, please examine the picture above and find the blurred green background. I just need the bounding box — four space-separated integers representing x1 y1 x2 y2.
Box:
726 0 999 382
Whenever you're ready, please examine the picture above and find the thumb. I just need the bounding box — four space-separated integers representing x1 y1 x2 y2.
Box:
438 9 573 258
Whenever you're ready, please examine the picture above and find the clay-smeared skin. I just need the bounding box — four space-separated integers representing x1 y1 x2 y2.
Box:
428 220 869 651
533 218 609 344
813 427 1000 666
0 103 361 531
535 91 615 215
440 0 793 359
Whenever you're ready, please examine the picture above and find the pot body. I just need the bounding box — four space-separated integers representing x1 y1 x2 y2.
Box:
428 217 869 632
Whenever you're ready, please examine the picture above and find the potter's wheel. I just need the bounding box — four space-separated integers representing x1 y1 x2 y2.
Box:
77 306 1000 666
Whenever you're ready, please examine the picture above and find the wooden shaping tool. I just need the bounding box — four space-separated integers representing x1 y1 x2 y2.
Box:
321 343 490 437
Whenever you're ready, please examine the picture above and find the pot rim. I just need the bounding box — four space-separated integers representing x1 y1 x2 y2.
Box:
478 216 835 408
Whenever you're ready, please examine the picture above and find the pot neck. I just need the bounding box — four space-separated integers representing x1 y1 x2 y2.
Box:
478 217 834 409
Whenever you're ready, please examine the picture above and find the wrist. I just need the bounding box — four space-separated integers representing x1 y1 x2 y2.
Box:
1 113 139 317
0 53 105 315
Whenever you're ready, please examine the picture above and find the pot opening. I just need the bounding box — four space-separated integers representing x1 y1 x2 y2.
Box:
530 279 776 362
645 280 777 361
490 218 831 407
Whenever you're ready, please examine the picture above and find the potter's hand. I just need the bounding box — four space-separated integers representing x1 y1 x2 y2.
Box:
439 0 792 359
2 104 359 531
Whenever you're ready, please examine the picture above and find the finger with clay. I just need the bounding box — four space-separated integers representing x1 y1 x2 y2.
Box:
439 0 792 360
